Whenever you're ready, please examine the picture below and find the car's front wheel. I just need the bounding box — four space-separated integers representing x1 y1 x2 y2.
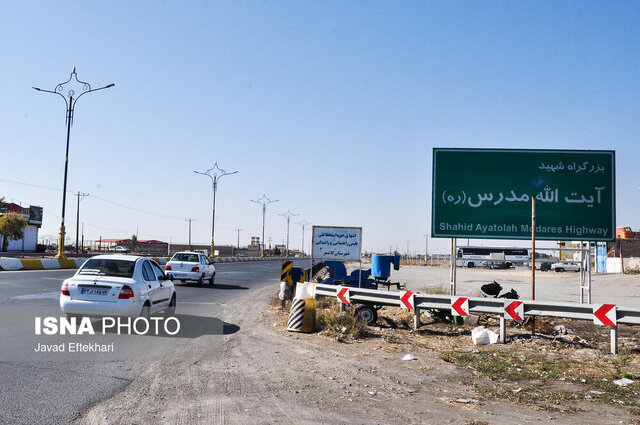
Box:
209 272 215 285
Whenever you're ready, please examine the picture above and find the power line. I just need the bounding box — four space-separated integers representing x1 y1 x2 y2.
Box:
0 176 194 221
89 194 187 220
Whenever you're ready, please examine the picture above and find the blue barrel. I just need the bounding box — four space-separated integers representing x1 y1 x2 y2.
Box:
372 255 395 279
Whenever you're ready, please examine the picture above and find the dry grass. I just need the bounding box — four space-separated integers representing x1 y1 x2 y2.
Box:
442 348 640 411
315 297 368 341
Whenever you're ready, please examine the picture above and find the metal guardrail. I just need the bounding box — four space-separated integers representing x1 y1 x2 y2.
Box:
315 283 640 354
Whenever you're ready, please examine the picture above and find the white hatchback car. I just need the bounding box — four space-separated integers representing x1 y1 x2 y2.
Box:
60 255 176 318
165 251 215 285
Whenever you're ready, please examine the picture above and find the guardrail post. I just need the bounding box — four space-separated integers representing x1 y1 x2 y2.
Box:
499 317 506 343
340 303 346 313
611 325 618 355
414 309 421 332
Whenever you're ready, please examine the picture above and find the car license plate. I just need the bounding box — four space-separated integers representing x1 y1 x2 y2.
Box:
80 287 109 296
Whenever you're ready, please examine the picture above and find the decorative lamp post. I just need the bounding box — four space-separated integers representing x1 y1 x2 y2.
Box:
297 219 310 256
194 163 238 258
278 210 299 257
33 67 114 259
250 195 278 258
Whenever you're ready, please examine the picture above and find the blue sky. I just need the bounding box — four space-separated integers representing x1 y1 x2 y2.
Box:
1 1 638 253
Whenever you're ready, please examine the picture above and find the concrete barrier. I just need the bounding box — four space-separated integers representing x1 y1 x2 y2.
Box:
41 259 61 269
20 259 44 270
59 259 78 269
0 254 270 272
0 258 24 271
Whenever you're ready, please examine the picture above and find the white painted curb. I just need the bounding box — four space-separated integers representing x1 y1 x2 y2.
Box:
0 258 24 271
41 259 61 269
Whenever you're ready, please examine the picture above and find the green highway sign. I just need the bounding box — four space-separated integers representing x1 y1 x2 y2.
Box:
432 148 615 241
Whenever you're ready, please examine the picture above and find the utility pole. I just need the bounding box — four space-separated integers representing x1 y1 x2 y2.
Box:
235 228 242 249
250 195 278 258
75 192 88 253
186 218 195 250
297 219 310 256
279 210 299 257
194 163 238 259
81 222 84 253
406 240 410 256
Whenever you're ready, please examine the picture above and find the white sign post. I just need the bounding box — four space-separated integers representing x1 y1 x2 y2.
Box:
312 226 362 261
311 226 363 287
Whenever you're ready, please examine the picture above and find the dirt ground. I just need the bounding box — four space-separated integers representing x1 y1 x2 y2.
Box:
77 281 640 425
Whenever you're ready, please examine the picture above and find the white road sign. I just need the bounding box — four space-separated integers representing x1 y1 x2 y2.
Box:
312 226 362 261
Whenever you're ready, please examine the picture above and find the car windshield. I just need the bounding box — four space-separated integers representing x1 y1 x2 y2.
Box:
78 258 135 278
173 253 199 262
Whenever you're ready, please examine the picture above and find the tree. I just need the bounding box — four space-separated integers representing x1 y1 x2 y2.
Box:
131 234 139 253
0 213 27 252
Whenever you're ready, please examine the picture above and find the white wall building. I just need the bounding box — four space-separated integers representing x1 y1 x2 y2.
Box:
0 203 43 252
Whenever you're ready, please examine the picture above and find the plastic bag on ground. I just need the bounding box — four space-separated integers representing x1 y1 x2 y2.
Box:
471 326 499 345
279 282 290 300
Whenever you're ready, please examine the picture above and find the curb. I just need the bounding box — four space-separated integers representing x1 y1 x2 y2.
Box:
0 256 273 272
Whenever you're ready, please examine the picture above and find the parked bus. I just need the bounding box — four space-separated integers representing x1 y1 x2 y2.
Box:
456 246 530 268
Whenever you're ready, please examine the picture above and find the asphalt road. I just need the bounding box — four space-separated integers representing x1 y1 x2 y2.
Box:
0 260 288 425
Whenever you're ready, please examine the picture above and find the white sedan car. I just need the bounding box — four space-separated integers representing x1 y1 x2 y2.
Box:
551 261 581 272
60 254 176 318
108 245 131 253
165 251 215 285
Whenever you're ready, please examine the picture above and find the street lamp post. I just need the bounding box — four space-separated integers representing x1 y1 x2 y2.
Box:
250 195 278 258
33 67 114 259
279 210 299 257
297 219 310 256
194 163 238 258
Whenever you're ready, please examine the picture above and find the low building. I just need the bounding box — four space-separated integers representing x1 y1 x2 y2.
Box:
0 202 43 252
606 239 640 274
95 238 170 256
95 238 130 252
168 243 233 257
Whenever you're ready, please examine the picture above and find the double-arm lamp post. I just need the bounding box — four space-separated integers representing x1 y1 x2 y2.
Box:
194 163 238 258
251 195 278 258
279 210 299 257
297 219 310 256
33 67 114 259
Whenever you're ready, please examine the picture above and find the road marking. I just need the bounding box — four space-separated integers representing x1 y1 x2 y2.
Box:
11 291 60 301
42 277 66 281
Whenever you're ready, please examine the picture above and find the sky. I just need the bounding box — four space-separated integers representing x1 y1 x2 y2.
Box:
1 1 638 254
